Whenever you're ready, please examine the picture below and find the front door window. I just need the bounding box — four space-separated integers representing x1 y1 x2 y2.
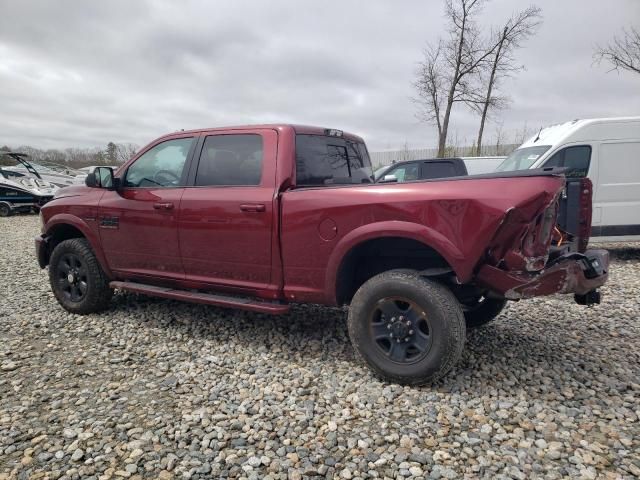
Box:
125 137 194 188
388 163 420 182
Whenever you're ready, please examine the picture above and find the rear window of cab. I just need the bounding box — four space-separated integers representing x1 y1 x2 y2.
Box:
295 134 374 186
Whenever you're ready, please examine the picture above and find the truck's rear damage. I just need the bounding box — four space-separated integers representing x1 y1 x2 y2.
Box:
475 175 608 305
477 250 608 302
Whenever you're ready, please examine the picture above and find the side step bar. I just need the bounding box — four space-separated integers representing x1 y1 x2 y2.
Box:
109 281 290 314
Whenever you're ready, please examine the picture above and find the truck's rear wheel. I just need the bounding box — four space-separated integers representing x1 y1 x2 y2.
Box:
462 297 507 328
347 270 466 386
49 238 113 314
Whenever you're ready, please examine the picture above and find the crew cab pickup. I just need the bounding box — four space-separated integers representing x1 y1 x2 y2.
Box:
35 125 609 385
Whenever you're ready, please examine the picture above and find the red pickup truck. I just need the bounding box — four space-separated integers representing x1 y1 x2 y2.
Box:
35 125 608 385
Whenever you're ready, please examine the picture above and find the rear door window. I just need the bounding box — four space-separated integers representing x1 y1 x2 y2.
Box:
195 134 263 186
295 134 373 186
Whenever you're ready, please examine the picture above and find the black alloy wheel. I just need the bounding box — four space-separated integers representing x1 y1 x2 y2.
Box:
369 297 433 364
55 253 89 302
49 238 113 314
348 270 466 385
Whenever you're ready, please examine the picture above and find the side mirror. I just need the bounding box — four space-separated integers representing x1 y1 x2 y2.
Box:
379 174 399 183
85 172 98 188
86 167 118 189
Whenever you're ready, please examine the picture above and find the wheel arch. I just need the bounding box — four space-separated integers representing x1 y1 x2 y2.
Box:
326 221 465 305
43 214 112 277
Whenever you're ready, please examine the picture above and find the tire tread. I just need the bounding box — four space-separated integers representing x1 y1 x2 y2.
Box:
347 270 466 386
49 238 113 314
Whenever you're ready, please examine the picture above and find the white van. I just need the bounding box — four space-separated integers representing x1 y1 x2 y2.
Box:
496 117 640 243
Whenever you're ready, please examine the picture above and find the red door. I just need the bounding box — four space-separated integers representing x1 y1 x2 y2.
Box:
178 129 278 295
98 188 185 279
98 136 196 280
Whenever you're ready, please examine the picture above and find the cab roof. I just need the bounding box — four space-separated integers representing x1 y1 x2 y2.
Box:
157 124 365 143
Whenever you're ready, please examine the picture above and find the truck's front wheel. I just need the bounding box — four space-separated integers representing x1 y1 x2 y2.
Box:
49 238 113 314
347 270 466 386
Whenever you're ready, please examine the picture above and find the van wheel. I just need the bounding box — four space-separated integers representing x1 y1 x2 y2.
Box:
463 297 507 328
0 203 12 217
49 238 113 314
347 270 466 386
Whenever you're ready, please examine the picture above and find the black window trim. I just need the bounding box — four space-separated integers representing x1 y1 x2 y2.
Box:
185 132 265 188
123 135 198 189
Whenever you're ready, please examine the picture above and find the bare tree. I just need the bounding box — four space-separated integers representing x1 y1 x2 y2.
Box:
493 122 505 155
471 6 542 155
400 141 412 162
595 27 640 75
115 143 138 164
414 41 446 149
513 121 536 145
414 0 502 157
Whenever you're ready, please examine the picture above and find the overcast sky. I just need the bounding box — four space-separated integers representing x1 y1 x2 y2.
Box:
0 0 638 152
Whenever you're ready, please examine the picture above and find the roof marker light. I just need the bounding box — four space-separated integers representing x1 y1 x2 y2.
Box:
325 129 343 137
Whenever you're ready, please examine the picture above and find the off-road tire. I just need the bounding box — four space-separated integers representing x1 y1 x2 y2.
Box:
49 238 113 314
0 203 12 217
463 298 507 329
347 270 466 386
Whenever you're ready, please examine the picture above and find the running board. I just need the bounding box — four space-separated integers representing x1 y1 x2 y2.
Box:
109 281 290 314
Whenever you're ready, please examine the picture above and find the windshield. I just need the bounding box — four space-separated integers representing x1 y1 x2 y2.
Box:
496 146 551 172
374 166 389 180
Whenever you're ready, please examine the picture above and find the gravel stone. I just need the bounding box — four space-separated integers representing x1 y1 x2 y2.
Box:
70 449 84 462
1 216 639 479
0 361 19 372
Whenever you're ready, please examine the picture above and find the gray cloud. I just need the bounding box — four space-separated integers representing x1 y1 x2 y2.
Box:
0 0 638 152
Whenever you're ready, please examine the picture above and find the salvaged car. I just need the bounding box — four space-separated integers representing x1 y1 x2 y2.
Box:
35 125 608 385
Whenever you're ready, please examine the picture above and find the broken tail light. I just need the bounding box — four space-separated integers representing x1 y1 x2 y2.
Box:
503 199 559 272
487 193 561 274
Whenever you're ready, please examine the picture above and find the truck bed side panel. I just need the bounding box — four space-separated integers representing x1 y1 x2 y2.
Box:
280 175 565 304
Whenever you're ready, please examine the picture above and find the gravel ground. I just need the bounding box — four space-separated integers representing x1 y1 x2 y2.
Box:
1 214 639 480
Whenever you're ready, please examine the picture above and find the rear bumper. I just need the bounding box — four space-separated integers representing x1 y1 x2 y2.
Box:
477 249 609 300
35 235 49 268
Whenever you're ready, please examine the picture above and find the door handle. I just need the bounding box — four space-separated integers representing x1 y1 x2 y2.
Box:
153 202 174 210
240 203 266 212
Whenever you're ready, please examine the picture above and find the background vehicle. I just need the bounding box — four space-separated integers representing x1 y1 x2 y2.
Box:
497 116 640 242
461 156 505 175
0 153 58 216
5 161 86 188
376 158 467 183
78 165 111 174
35 125 608 385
